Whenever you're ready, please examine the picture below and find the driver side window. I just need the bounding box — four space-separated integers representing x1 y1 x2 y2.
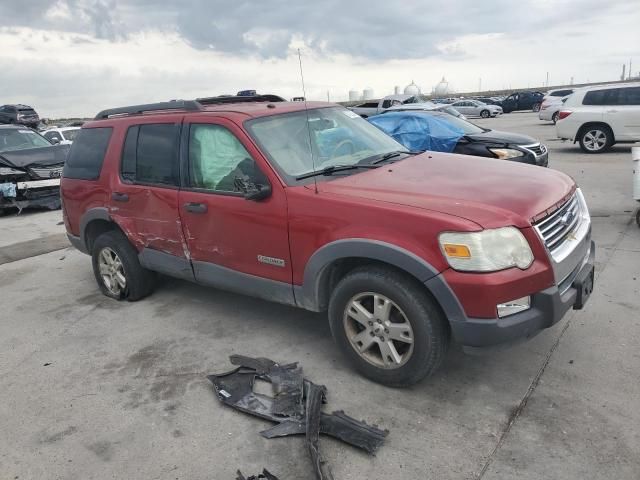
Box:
188 124 262 193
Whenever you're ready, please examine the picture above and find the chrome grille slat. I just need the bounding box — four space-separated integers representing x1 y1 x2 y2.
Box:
29 165 63 179
534 193 582 254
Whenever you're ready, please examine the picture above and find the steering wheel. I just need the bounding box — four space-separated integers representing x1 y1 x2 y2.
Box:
330 139 355 159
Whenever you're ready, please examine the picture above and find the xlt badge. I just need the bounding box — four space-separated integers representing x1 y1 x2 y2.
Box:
257 255 285 267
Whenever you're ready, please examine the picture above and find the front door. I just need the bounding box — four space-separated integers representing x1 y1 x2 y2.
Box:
110 116 194 280
177 116 294 305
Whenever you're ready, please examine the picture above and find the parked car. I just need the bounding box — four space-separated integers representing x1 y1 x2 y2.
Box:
61 96 594 386
0 104 41 129
369 110 548 166
348 95 413 117
450 100 502 118
556 83 640 153
42 127 81 145
474 97 504 107
539 96 569 124
384 102 467 119
0 125 70 213
501 91 544 113
542 88 574 103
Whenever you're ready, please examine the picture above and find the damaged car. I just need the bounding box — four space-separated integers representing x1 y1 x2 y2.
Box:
0 125 70 213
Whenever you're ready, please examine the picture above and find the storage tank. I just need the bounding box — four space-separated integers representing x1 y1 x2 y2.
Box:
348 89 360 102
363 88 374 100
394 85 401 95
433 77 454 96
404 81 421 95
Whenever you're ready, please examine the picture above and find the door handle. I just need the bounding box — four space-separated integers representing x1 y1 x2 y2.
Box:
112 192 129 202
184 202 207 214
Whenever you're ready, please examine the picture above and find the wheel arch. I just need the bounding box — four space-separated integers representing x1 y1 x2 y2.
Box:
576 121 615 144
80 208 125 254
296 239 444 313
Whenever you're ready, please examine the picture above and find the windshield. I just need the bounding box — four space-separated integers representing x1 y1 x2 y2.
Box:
246 107 407 181
0 128 51 152
433 114 486 135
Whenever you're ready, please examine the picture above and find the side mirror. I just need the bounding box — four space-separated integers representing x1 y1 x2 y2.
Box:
50 137 60 145
234 177 272 201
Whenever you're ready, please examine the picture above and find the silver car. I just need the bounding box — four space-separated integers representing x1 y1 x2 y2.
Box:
384 102 467 120
450 100 502 118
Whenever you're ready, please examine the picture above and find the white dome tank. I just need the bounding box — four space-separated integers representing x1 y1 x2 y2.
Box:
433 77 453 96
348 89 360 101
363 88 374 100
404 80 421 95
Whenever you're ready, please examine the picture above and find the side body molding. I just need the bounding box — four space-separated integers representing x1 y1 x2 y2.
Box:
295 239 442 312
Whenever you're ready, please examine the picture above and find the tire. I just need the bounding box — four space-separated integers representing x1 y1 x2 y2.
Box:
578 125 613 154
91 230 156 301
480 109 490 118
636 209 640 228
552 111 559 124
328 266 449 387
532 103 541 112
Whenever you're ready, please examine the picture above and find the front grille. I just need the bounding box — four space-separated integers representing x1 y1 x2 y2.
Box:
29 165 63 179
521 143 547 156
534 194 581 253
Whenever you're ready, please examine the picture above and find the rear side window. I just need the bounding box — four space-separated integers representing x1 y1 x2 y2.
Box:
63 127 113 180
121 123 180 186
551 89 573 97
620 87 640 105
583 89 620 105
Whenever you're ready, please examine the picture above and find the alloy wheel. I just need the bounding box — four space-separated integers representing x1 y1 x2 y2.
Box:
98 247 127 296
343 292 414 369
582 129 607 151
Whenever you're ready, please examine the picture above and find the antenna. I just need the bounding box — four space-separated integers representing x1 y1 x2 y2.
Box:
297 48 318 193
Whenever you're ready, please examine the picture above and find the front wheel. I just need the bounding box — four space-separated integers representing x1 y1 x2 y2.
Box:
91 230 156 301
480 109 490 118
328 266 449 387
578 126 613 153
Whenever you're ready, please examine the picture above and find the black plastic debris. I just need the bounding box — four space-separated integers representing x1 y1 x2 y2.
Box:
207 355 388 480
236 469 279 480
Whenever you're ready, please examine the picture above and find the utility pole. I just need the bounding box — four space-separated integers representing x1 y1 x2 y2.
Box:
545 72 549 87
327 90 330 102
630 59 633 80
478 77 482 92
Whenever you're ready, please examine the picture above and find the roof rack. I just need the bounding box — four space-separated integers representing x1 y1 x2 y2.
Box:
195 94 286 105
94 100 202 119
94 94 287 120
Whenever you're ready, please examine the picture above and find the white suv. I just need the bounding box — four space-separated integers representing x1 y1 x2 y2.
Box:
556 82 640 153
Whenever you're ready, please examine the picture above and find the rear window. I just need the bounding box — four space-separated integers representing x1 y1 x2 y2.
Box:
63 127 113 180
121 123 180 186
551 89 573 97
620 87 640 105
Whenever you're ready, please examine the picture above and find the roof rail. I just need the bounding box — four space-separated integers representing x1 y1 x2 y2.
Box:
195 94 286 105
94 100 202 119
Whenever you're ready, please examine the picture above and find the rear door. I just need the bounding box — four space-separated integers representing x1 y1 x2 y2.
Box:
178 116 294 303
110 115 194 280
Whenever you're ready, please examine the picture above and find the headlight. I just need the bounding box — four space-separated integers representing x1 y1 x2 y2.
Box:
0 167 24 176
439 227 534 272
489 148 524 159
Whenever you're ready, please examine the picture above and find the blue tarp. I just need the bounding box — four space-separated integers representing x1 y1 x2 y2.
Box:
368 112 465 153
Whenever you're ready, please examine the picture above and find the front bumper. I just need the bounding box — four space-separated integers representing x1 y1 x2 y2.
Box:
447 241 595 348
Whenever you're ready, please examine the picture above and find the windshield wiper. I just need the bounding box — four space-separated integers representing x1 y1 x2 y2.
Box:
295 164 379 180
367 150 417 165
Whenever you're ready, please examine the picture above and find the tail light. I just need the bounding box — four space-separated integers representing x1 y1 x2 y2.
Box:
558 111 572 120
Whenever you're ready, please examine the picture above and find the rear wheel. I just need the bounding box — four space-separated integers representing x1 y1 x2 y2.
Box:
578 125 613 153
552 111 559 124
532 103 541 112
480 109 490 118
328 266 449 387
91 230 156 301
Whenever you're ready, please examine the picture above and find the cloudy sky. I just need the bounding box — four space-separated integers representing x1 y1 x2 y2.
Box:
1 0 638 118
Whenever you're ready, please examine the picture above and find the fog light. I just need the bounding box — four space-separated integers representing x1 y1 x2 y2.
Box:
497 296 531 318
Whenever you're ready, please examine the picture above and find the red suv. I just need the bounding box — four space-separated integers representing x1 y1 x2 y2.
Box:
61 96 595 386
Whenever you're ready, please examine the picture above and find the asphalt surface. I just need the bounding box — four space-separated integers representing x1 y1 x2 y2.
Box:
0 112 638 479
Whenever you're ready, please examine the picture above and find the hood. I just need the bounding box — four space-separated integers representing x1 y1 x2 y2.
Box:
318 152 574 229
0 144 69 168
466 129 537 146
